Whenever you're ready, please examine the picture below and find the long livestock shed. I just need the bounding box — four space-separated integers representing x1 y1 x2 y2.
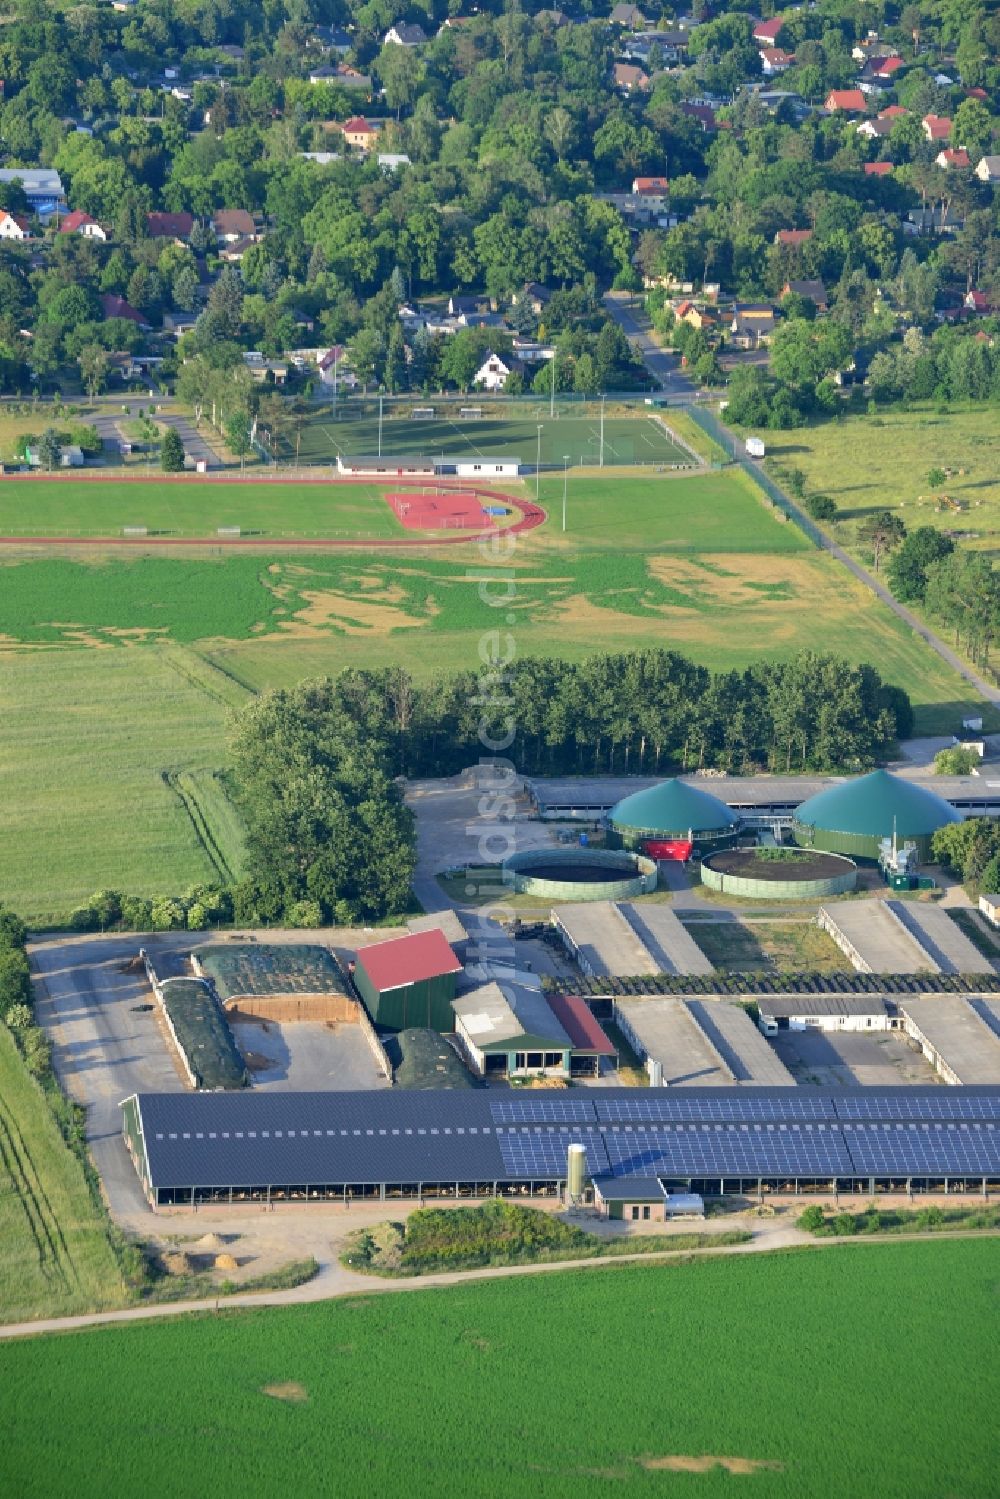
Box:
618 903 714 976
525 774 1000 823
615 997 795 1087
899 997 1000 1085
818 903 938 974
121 1085 1000 1207
554 902 658 978
887 903 994 976
757 995 891 1034
193 944 352 1023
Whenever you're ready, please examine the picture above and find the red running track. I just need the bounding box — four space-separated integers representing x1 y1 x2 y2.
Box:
0 478 547 549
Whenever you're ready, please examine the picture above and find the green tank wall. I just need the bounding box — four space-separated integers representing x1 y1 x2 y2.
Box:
701 856 858 901
503 849 658 901
792 821 934 862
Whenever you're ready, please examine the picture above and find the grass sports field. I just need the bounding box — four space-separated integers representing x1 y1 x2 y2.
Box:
0 478 407 540
293 406 691 468
0 1027 126 1323
0 465 992 917
1 1240 996 1498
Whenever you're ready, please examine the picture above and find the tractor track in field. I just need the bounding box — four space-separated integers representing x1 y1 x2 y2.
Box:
0 484 547 550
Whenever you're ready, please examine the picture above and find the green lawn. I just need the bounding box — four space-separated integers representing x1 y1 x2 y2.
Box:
0 1027 126 1323
295 409 689 467
0 646 246 924
0 478 405 540
763 404 1000 544
0 1241 996 1498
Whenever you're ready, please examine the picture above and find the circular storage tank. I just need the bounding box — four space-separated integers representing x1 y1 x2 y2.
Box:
502 848 658 901
701 847 858 900
792 769 960 862
609 778 740 855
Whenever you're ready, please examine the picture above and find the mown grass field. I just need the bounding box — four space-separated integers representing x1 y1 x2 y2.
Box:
0 647 247 924
0 478 405 540
763 404 1000 543
0 1027 126 1323
0 1241 996 1498
294 408 689 467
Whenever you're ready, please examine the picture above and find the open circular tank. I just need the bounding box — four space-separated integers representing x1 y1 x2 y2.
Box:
700 847 858 901
502 847 658 901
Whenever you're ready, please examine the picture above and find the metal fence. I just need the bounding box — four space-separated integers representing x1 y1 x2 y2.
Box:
686 407 823 549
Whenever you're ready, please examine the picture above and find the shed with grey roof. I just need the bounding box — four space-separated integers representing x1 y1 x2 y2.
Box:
899 997 1000 1085
453 980 572 1078
757 994 891 1034
553 900 657 977
888 902 994 976
818 902 938 974
618 902 714 976
614 997 794 1087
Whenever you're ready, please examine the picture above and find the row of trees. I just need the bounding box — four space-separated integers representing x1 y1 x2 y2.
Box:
0 905 50 1080
258 650 911 788
932 818 1000 894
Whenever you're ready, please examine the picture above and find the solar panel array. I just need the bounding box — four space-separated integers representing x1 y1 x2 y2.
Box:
490 1098 596 1125
498 1132 610 1178
842 1123 999 1175
602 1124 854 1178
595 1094 835 1124
835 1094 1000 1122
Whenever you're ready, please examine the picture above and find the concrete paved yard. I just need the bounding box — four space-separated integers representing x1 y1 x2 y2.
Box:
232 1018 390 1092
772 1028 939 1088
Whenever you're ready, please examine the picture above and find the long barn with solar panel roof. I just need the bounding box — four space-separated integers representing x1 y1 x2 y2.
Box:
121 1086 1000 1210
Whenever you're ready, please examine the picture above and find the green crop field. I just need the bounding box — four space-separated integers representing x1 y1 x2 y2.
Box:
1 1240 997 1498
294 407 690 468
0 647 247 924
0 1027 126 1323
0 478 405 540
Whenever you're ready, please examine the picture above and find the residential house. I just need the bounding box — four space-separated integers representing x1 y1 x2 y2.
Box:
936 148 970 169
782 278 828 310
679 102 718 131
383 22 427 45
339 115 380 150
308 66 340 83
219 237 255 263
864 161 894 176
675 299 715 331
473 350 526 391
965 289 993 315
825 89 867 113
318 346 358 389
243 352 288 384
325 27 352 52
905 206 962 235
146 210 193 241
760 48 794 75
449 292 492 318
331 64 372 90
872 54 903 80
300 151 340 166
613 63 650 92
624 29 688 63
377 153 411 171
162 311 198 337
922 114 952 142
610 2 645 26
511 336 555 364
775 228 812 248
752 16 785 44
0 168 64 215
59 209 106 239
0 210 30 240
631 175 669 209
101 293 151 329
730 303 776 348
514 282 552 314
212 208 256 242
879 104 908 120
976 156 1000 183
856 116 894 139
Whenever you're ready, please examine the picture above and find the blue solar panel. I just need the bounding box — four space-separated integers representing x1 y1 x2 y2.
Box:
842 1123 1000 1176
491 1098 597 1125
498 1132 610 1178
602 1124 853 1178
595 1095 835 1125
835 1095 1000 1123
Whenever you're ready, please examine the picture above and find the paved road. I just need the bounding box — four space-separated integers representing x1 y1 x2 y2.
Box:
602 291 697 398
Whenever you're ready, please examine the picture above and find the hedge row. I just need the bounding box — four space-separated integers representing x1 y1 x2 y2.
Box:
543 971 1000 998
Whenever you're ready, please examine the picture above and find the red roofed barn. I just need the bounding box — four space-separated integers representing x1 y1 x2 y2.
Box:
353 929 462 1030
